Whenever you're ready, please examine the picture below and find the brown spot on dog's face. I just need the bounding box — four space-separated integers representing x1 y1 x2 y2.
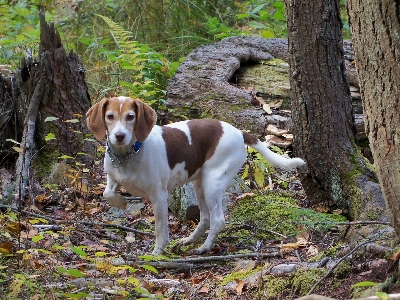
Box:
162 119 223 178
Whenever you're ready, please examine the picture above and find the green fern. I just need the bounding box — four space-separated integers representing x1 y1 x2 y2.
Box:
96 14 171 108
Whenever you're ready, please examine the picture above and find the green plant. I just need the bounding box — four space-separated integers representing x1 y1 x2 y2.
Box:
54 246 160 298
83 15 173 110
205 0 288 40
0 0 55 66
237 0 287 38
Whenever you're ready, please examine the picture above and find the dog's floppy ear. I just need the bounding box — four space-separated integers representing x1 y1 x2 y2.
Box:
86 98 109 141
132 98 156 142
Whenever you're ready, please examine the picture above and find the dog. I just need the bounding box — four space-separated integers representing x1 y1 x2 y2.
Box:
86 96 305 255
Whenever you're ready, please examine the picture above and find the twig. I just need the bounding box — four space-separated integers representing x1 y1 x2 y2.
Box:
228 222 287 239
337 220 391 226
0 204 155 236
307 239 380 295
124 251 280 265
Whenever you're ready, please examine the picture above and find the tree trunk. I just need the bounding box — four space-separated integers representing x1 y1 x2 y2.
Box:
284 0 386 221
347 1 400 234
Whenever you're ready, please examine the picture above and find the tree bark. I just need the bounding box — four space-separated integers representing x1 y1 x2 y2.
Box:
284 0 386 221
347 1 400 235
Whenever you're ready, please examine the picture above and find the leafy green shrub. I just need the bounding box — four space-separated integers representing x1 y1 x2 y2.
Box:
0 1 53 66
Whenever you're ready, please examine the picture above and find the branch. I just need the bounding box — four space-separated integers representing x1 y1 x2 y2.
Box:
122 251 280 266
307 239 380 295
0 204 154 237
337 220 391 226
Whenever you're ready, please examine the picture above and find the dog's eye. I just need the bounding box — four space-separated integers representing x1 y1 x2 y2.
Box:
126 113 135 121
106 113 114 120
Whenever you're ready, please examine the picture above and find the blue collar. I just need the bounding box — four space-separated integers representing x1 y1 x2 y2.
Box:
133 140 142 153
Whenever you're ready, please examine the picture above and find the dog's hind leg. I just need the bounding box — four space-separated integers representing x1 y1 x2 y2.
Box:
179 180 210 245
192 169 238 254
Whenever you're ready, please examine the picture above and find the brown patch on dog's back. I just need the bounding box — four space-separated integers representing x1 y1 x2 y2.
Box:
162 119 223 177
242 131 258 146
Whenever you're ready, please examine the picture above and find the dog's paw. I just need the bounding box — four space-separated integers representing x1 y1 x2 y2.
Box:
191 245 210 255
178 237 190 245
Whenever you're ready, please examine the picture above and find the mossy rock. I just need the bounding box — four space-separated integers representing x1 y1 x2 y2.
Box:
222 191 347 245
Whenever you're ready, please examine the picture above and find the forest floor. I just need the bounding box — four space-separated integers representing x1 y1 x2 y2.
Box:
1 162 399 300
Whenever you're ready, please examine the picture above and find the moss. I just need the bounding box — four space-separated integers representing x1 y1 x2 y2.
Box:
237 58 291 109
308 243 345 263
332 260 351 279
223 191 346 245
291 268 327 296
257 275 288 298
220 266 264 286
33 147 61 179
257 268 327 299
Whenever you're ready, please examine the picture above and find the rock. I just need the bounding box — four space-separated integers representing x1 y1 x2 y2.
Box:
168 175 250 221
47 162 69 186
168 182 200 221
270 263 298 274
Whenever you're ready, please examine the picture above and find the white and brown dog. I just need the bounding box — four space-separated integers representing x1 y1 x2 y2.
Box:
86 96 305 254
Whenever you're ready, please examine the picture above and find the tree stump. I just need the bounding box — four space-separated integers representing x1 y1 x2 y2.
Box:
0 12 91 204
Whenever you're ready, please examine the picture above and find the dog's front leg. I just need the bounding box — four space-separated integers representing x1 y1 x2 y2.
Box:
150 194 169 255
103 175 127 209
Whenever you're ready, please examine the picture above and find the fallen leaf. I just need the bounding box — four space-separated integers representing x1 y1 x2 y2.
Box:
306 245 319 257
256 96 266 105
235 279 245 295
20 228 39 239
390 249 400 261
296 232 309 246
199 286 209 294
87 207 102 215
315 205 329 213
6 222 21 234
333 209 343 215
0 241 13 254
75 198 86 207
270 99 284 109
235 193 255 200
263 103 272 114
359 270 372 276
282 242 301 249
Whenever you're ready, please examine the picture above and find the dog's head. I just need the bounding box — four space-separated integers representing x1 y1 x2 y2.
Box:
86 96 156 146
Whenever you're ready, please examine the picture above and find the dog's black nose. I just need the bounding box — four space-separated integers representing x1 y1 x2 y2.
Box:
115 132 126 142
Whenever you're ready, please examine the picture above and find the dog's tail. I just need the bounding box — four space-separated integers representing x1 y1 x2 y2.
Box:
243 132 306 170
